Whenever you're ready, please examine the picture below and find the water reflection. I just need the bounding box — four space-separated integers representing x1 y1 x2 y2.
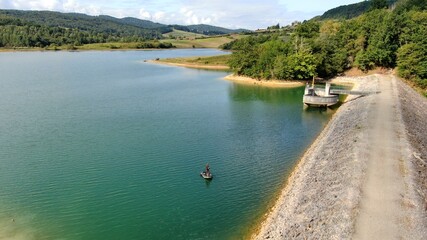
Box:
228 83 304 104
204 179 212 188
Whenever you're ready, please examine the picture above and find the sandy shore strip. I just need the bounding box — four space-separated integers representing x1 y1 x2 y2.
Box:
147 59 230 70
147 60 306 88
253 74 427 239
224 74 305 88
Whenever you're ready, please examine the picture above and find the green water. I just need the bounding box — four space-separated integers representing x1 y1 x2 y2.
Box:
0 50 334 239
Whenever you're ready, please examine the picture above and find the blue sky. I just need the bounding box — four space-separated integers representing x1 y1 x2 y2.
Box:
0 0 363 29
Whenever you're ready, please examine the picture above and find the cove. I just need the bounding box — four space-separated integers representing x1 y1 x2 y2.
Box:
0 49 334 239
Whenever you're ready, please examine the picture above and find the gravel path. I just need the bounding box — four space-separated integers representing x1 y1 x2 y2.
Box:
254 74 427 239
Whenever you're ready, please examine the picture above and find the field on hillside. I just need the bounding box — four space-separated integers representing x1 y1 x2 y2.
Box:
162 29 206 39
160 34 245 48
159 54 231 66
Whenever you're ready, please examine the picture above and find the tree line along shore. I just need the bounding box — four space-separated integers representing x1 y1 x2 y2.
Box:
154 0 427 96
221 0 426 96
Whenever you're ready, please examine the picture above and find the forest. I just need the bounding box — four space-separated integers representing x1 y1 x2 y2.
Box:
317 0 398 20
224 0 427 92
0 9 245 48
0 11 165 48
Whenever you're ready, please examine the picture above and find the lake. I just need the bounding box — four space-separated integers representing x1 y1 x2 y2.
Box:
0 49 333 239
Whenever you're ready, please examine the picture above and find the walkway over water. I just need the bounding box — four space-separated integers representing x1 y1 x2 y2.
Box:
329 89 381 96
313 87 381 96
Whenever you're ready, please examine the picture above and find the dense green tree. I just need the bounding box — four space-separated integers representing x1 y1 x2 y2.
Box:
319 0 398 20
396 10 427 88
294 20 320 39
395 0 427 12
313 20 348 77
370 0 388 10
273 50 317 80
397 43 427 86
354 10 398 70
228 37 261 77
257 40 291 79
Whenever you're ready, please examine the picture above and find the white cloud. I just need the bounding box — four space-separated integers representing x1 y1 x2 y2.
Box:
138 8 151 19
2 0 60 10
152 11 165 21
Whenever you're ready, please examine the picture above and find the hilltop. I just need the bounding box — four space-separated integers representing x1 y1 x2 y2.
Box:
316 0 398 20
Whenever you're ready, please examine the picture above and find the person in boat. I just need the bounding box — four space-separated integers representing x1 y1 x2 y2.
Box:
205 163 210 175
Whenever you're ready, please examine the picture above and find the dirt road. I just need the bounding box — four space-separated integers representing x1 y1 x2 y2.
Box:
254 74 426 239
352 75 406 239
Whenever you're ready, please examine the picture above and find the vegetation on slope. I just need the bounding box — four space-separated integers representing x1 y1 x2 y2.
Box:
0 10 167 48
169 24 248 35
317 0 398 20
162 29 206 39
160 35 244 49
0 9 248 49
223 0 427 92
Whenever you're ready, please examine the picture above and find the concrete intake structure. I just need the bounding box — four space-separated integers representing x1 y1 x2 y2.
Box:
303 82 339 107
303 82 380 107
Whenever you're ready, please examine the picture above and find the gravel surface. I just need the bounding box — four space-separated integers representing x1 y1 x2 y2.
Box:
397 78 427 223
254 75 427 239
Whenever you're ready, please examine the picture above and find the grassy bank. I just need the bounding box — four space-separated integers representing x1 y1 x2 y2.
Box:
158 54 231 67
151 54 231 70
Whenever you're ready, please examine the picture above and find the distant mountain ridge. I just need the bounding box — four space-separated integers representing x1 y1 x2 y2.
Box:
189 24 249 35
0 9 247 37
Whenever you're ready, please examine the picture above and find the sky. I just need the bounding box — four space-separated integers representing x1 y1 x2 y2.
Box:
0 0 363 29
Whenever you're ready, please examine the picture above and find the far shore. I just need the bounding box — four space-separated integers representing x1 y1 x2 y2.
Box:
0 47 176 52
147 59 230 70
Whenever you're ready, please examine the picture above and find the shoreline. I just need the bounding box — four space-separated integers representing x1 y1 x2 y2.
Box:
147 59 307 88
247 76 362 239
147 59 230 70
252 74 427 239
0 48 176 53
223 74 305 88
147 59 306 88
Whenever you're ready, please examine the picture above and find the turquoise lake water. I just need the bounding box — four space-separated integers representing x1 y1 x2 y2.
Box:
0 49 334 239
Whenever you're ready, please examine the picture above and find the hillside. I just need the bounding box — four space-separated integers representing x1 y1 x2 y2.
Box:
0 9 165 41
169 24 248 36
160 34 244 49
186 24 248 35
317 0 398 20
100 16 168 29
162 29 206 39
0 9 247 48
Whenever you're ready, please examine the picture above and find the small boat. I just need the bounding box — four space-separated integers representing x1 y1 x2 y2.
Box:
200 171 213 180
200 163 213 180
